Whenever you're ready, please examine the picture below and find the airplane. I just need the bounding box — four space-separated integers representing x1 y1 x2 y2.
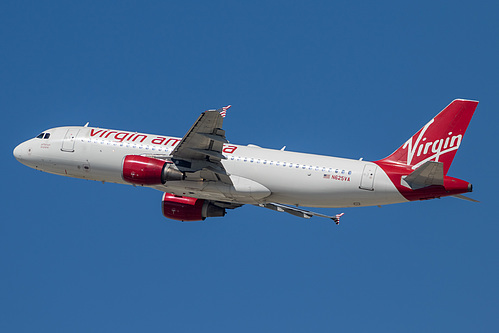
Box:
13 100 478 224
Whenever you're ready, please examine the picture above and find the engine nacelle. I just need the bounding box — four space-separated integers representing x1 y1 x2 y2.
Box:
161 193 226 221
122 155 184 185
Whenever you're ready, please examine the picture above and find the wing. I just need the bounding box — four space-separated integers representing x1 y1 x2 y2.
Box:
170 106 232 184
168 106 345 224
257 203 345 224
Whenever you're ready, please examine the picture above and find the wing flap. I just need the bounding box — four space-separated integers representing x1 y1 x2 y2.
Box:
187 147 226 160
197 132 229 143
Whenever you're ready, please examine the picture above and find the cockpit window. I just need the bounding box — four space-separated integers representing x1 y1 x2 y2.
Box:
36 132 51 139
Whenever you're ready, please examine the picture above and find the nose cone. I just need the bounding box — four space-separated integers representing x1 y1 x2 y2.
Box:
13 141 35 168
13 143 24 162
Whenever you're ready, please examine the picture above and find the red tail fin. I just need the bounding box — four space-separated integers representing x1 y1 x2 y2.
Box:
378 99 478 174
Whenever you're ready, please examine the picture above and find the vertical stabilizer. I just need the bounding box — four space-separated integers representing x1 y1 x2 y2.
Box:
378 99 478 174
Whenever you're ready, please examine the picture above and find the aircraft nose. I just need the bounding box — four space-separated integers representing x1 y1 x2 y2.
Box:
14 140 43 170
13 143 23 161
13 141 34 166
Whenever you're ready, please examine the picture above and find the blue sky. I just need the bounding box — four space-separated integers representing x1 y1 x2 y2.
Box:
2 1 498 332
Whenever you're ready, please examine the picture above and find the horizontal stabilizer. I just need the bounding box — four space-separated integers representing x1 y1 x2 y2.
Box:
402 161 444 190
451 194 479 203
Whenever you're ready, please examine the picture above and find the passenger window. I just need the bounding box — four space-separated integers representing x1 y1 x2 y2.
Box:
44 133 50 139
348 171 352 175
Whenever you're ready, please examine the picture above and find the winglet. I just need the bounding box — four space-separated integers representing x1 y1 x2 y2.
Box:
217 105 231 118
333 213 345 225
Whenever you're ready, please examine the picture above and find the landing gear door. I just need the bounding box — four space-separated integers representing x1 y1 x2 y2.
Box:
61 129 80 152
360 164 377 191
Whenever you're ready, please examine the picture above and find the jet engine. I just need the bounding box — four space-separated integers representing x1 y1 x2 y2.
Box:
161 193 226 221
122 155 184 185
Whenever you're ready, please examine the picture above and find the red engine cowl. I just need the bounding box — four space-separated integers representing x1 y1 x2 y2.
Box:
161 193 226 222
122 155 183 185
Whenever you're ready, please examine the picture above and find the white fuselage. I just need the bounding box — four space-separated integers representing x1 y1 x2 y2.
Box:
14 126 408 208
